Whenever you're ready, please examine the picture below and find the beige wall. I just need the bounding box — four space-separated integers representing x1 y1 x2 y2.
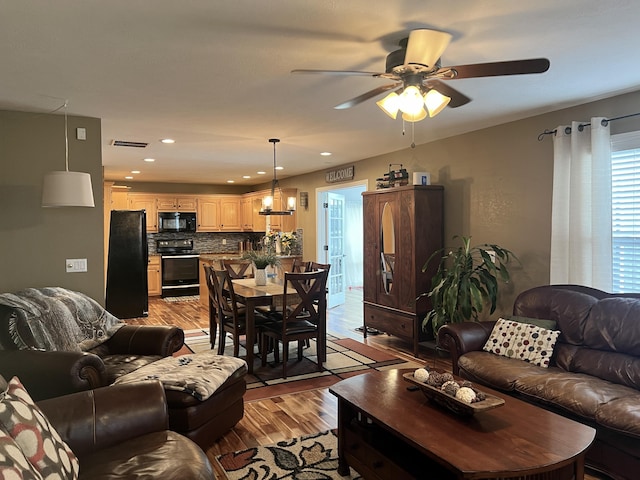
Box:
4 89 640 313
0 109 105 302
277 90 640 315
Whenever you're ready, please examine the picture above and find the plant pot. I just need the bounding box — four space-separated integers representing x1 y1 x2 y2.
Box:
255 268 267 286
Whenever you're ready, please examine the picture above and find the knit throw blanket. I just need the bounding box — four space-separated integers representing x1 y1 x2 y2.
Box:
114 352 247 401
0 287 125 352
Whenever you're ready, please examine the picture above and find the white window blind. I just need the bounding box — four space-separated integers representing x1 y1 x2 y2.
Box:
611 131 640 292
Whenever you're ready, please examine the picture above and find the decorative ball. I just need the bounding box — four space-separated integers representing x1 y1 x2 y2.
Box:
474 391 487 402
414 368 430 383
441 381 460 396
455 387 476 404
440 372 454 384
426 372 443 387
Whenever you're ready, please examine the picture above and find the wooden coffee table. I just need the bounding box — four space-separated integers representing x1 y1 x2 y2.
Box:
329 369 595 480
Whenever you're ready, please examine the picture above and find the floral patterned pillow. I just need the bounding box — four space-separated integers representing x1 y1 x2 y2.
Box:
483 318 560 368
0 377 79 480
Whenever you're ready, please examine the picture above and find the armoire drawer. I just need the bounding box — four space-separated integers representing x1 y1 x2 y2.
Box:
363 303 415 340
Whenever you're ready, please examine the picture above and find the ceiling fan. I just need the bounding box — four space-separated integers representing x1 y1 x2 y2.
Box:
292 29 550 122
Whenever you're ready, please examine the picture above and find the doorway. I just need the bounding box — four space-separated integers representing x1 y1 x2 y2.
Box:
316 181 367 309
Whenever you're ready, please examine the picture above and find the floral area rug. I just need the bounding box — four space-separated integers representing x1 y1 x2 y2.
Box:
182 329 421 400
215 430 361 480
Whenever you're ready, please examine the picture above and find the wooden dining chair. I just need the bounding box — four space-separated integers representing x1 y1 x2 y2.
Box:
260 270 329 378
222 259 253 279
214 268 272 357
203 264 221 350
291 258 310 273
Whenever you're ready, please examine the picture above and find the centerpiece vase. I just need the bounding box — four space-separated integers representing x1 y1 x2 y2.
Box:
254 268 267 286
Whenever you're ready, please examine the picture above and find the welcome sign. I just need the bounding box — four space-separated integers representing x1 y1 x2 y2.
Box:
325 165 354 183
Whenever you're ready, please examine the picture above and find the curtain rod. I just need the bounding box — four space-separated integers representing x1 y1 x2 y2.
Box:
537 111 640 141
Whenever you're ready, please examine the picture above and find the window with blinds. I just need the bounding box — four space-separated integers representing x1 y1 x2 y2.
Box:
612 132 640 292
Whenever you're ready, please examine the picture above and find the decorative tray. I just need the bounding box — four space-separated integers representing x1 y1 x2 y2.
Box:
403 372 504 416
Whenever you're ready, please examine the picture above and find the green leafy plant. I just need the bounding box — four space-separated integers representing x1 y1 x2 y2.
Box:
420 236 517 334
242 250 280 269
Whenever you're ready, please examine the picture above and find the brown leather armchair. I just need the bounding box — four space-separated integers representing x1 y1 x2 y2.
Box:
0 302 184 401
22 376 215 479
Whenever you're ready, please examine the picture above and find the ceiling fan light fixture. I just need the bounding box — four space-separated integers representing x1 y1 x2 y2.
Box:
401 108 427 123
376 92 399 119
424 89 451 117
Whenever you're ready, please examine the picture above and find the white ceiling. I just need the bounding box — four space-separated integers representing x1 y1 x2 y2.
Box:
2 1 639 185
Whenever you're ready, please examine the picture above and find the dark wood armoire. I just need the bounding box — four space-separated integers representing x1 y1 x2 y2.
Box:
362 185 444 357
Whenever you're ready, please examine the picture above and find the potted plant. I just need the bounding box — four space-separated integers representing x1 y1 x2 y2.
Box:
242 250 280 285
420 236 517 335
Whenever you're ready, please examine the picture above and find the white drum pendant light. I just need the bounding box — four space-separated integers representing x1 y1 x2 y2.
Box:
42 101 95 207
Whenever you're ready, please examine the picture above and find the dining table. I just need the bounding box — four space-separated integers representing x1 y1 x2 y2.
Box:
230 277 327 374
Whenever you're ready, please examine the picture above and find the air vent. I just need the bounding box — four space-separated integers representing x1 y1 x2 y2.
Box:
111 140 149 148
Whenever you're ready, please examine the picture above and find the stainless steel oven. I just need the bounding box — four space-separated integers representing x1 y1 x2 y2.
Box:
157 239 200 297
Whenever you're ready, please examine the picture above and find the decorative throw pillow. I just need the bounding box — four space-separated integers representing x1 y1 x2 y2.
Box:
483 318 560 368
0 377 79 480
501 314 557 331
0 426 44 480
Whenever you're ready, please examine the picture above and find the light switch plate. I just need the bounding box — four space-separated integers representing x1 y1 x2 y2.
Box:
66 258 87 273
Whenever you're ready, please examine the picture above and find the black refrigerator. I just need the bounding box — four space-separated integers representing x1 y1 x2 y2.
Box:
106 210 149 318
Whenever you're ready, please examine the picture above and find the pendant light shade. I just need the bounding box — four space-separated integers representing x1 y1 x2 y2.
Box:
41 101 95 208
42 171 95 207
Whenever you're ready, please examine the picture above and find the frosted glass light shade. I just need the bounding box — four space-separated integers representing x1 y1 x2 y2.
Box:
287 196 296 211
376 92 400 119
402 108 427 122
398 86 424 115
262 194 274 211
42 171 95 207
424 89 451 117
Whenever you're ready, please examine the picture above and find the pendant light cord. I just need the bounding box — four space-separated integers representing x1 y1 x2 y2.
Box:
64 100 69 172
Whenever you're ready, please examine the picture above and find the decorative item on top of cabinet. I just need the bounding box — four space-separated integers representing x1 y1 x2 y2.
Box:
197 196 242 232
147 255 162 296
362 185 444 357
156 195 197 211
127 193 158 232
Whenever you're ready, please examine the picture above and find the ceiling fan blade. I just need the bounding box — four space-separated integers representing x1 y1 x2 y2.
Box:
445 58 550 79
404 29 452 68
291 69 383 77
334 83 402 110
427 80 471 108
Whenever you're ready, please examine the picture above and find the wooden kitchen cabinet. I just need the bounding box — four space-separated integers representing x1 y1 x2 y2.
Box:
362 185 444 356
267 188 297 232
197 196 242 231
156 195 197 211
240 192 267 232
147 255 162 296
127 194 158 232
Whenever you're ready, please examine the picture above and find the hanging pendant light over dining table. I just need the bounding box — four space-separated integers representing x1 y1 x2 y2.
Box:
41 100 95 208
259 138 296 216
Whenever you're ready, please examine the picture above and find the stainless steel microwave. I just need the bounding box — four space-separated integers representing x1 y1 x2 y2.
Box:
157 211 197 233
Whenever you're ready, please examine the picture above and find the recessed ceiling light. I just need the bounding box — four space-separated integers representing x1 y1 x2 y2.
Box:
125 176 133 180
257 171 266 175
275 166 284 171
144 158 155 162
242 175 251 179
321 152 332 156
226 180 235 183
160 138 175 144
131 170 140 174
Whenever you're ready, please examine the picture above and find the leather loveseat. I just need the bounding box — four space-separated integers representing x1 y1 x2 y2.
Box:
437 285 640 480
12 375 215 479
0 287 184 401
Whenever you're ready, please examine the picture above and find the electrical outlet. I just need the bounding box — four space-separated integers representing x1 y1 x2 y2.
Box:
222 239 227 245
66 258 87 273
76 127 86 140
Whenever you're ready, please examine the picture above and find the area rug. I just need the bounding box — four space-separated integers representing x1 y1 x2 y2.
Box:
163 295 200 303
183 328 421 400
215 430 361 480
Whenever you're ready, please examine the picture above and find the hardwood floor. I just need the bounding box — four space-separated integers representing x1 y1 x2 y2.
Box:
130 292 605 480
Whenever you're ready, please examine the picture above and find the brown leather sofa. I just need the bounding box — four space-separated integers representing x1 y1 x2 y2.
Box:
1 375 215 479
437 285 640 480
